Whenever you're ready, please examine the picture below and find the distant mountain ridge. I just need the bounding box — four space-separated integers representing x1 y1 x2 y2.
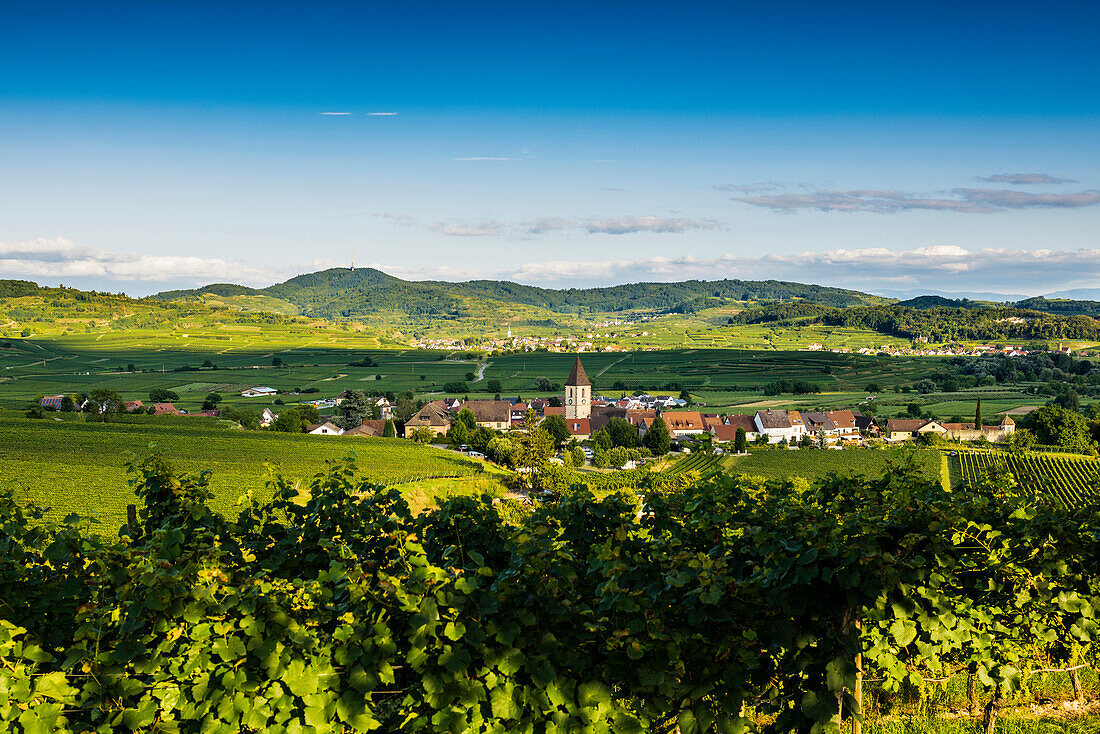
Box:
152 267 887 318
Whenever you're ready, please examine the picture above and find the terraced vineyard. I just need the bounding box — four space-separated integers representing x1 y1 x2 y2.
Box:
954 451 1100 507
666 452 725 479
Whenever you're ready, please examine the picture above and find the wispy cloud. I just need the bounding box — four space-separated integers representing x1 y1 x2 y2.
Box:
375 246 1100 296
733 187 1100 213
978 173 1077 184
713 181 809 194
318 111 353 116
406 215 719 237
366 111 398 116
453 156 518 161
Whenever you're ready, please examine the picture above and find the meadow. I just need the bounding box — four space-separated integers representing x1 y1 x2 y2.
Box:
0 417 501 529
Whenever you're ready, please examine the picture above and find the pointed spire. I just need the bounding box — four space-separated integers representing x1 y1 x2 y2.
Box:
566 357 590 386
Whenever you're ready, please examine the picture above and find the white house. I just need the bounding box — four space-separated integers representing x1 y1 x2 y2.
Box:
241 386 278 398
754 410 808 444
260 408 277 427
305 421 343 435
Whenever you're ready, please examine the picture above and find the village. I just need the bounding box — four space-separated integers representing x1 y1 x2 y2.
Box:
36 355 1018 452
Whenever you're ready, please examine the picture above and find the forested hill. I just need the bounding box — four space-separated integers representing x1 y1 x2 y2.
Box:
732 302 1100 341
152 267 885 318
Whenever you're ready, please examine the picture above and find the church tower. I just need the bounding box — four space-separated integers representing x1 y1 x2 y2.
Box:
565 357 591 420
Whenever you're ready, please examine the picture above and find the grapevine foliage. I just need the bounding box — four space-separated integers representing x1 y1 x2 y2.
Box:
0 454 1097 733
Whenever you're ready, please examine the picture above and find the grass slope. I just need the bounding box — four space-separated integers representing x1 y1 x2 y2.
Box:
0 418 498 529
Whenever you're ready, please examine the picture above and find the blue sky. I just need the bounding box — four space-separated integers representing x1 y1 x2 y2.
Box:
1 1 1098 296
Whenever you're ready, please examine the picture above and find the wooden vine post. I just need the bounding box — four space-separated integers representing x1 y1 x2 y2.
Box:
852 618 863 734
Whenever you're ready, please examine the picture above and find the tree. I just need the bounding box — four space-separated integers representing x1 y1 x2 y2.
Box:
975 397 983 428
60 395 76 412
469 427 498 453
734 427 747 453
383 420 397 438
486 379 502 394
535 377 554 392
272 357 283 367
548 397 562 408
272 409 303 433
202 392 223 411
609 447 629 468
409 427 437 443
89 388 123 414
457 408 477 432
514 428 554 476
443 381 469 394
604 417 640 448
592 429 613 451
643 417 671 455
447 420 470 446
298 404 321 424
915 379 937 395
865 382 882 393
1007 428 1036 453
591 449 610 468
678 389 692 406
570 445 586 466
465 372 476 383
335 390 371 429
541 414 570 446
148 387 180 403
486 436 517 466
1027 405 1092 451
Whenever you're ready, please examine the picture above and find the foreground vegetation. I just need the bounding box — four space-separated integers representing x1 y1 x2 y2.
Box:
2 454 1097 733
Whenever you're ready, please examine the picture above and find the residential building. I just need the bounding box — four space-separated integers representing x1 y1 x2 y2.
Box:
565 418 592 440
403 402 454 439
704 413 759 443
886 419 947 441
122 400 144 413
754 410 807 443
306 422 343 435
151 403 180 416
464 400 513 430
260 408 277 427
662 411 706 436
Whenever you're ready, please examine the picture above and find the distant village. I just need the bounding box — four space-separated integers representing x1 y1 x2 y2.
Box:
37 356 1018 450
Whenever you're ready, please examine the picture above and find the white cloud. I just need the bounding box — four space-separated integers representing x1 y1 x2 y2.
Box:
318 112 353 116
366 111 398 116
453 156 518 161
0 238 294 287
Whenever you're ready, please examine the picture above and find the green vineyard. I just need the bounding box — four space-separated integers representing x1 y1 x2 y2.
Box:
666 452 725 479
954 450 1100 507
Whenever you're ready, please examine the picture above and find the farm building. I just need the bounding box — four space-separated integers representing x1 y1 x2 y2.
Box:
241 387 277 397
464 400 513 430
151 403 180 416
39 395 65 410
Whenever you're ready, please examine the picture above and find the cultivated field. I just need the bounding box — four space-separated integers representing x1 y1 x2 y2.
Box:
951 450 1100 507
0 418 500 528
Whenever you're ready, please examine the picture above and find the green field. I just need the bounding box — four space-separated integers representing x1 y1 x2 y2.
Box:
720 447 943 484
0 417 500 529
951 450 1100 507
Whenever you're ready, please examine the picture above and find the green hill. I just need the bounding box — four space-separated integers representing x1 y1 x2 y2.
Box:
152 267 886 319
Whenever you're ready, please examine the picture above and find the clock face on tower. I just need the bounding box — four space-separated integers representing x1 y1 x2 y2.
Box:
568 398 573 404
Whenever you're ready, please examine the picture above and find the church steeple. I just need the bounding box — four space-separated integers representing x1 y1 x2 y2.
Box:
565 357 591 420
566 357 590 387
